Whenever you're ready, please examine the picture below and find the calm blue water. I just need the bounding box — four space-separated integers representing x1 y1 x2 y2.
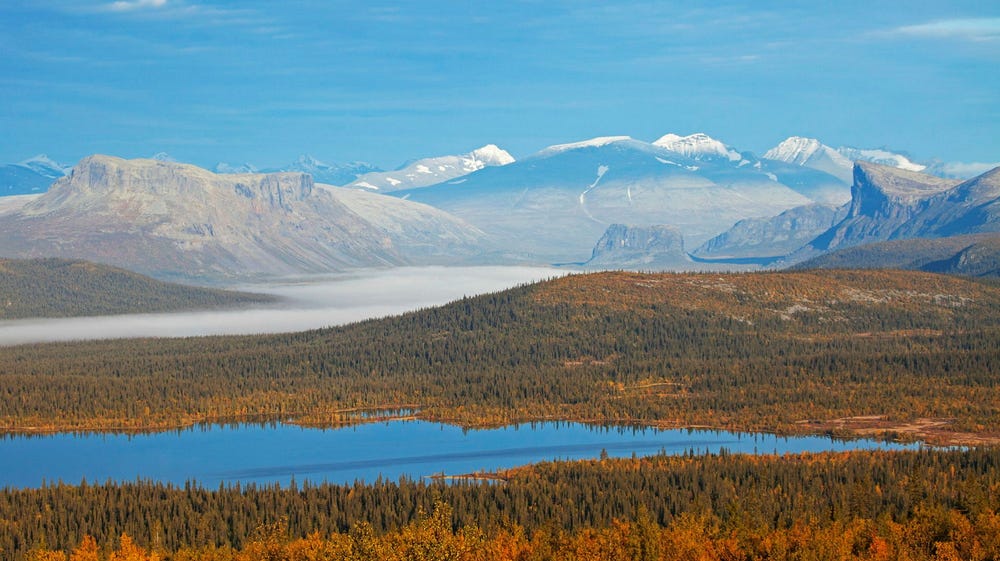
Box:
0 421 920 489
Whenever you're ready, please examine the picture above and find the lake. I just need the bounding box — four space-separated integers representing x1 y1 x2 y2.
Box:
0 266 567 346
0 421 921 489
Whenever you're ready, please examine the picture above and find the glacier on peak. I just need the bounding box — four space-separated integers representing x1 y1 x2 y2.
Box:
653 133 742 162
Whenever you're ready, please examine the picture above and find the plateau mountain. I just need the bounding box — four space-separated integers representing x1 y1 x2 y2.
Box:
0 155 485 281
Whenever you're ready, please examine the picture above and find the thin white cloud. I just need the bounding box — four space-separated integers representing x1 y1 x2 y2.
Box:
105 0 168 12
887 18 1000 42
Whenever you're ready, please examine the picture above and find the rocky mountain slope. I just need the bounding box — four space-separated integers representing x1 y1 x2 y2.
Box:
0 155 485 280
694 203 847 260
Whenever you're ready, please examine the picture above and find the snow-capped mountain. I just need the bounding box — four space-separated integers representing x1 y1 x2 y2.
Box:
0 155 71 196
762 136 975 184
0 155 486 280
261 155 381 186
654 133 743 162
346 144 515 192
393 135 844 264
764 137 855 183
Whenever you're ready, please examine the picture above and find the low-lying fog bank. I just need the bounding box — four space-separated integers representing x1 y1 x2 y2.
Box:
0 266 568 346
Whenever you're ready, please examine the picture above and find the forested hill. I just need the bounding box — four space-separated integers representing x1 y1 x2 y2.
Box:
1 269 998 442
0 257 272 319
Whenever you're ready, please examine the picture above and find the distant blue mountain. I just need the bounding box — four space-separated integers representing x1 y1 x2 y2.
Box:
0 155 69 196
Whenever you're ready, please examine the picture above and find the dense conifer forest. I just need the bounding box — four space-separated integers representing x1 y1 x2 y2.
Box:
1 270 998 441
6 448 1000 560
0 258 272 319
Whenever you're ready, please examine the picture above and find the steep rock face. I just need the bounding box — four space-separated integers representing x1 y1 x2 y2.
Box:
346 144 515 192
0 155 485 280
585 224 690 269
694 204 847 259
807 162 959 252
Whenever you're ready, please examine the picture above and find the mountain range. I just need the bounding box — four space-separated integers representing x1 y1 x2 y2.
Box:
0 135 995 280
0 155 485 280
392 134 846 263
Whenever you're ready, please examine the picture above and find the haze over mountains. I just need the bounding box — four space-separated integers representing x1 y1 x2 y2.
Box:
394 134 837 263
0 133 996 280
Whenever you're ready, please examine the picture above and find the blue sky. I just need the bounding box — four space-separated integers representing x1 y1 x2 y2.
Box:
1 1 997 169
